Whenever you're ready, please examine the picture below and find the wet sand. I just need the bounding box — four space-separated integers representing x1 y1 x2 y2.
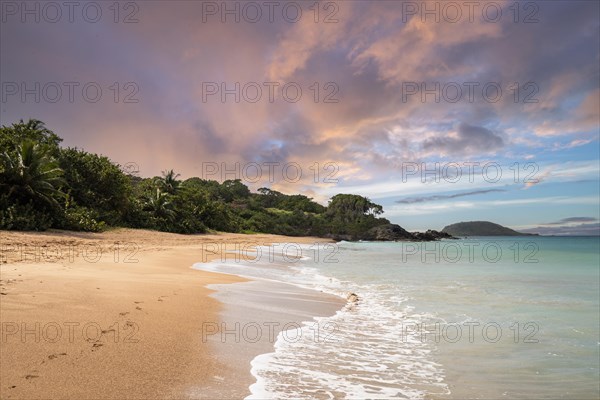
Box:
200 280 345 398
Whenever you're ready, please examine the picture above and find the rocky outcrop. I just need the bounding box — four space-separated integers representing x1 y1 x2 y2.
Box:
361 224 455 242
322 233 355 241
363 224 414 241
411 229 455 241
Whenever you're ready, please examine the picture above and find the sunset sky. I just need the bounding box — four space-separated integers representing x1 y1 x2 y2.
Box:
1 0 599 234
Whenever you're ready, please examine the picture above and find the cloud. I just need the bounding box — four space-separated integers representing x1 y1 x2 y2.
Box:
576 89 600 130
421 123 504 156
523 169 550 189
519 217 600 235
384 201 475 217
1 0 598 199
396 189 505 204
350 2 503 84
544 217 598 225
520 223 600 236
552 139 594 150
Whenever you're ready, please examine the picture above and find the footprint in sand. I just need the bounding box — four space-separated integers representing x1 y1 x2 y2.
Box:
48 353 67 360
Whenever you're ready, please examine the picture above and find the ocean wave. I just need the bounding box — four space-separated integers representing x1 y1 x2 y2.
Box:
243 263 449 399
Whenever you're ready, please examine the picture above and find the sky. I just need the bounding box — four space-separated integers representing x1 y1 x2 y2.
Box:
1 0 599 234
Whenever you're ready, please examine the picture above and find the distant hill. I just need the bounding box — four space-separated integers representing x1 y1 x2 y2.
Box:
442 221 536 236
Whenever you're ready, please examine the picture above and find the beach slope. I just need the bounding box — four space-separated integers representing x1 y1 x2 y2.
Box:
0 229 326 399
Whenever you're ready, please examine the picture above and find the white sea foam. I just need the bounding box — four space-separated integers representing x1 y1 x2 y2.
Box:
243 278 449 399
193 242 449 399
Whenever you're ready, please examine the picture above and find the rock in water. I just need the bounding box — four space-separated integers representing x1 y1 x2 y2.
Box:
411 229 456 241
347 293 359 303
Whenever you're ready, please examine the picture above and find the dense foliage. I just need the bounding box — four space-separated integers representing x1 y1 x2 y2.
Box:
0 120 389 238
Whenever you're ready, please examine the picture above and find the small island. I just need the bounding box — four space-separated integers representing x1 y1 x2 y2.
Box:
441 221 538 237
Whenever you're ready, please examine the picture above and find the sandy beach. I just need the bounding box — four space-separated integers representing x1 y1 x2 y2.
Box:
0 228 336 399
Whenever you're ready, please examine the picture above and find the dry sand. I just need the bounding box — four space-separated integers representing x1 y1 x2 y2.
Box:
0 228 331 399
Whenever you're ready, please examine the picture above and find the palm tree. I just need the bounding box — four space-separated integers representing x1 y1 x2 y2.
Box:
145 188 176 222
0 119 62 153
157 169 181 194
0 141 64 206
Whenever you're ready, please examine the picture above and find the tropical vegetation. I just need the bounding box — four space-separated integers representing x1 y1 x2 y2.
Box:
0 120 390 238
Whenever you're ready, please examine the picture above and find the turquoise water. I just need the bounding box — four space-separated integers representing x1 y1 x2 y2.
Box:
316 237 600 399
199 237 600 399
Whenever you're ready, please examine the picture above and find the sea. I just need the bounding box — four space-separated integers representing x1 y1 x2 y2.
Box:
195 236 600 399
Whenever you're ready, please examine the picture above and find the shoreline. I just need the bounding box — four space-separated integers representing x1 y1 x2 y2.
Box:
192 238 347 398
0 228 336 399
199 279 345 398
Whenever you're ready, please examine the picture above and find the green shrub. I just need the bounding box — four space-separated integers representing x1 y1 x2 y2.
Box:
60 206 106 232
0 201 53 231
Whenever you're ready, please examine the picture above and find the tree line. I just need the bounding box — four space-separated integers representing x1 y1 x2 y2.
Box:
0 119 390 239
